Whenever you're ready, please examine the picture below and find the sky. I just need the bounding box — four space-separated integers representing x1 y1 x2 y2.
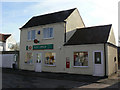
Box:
1 0 120 46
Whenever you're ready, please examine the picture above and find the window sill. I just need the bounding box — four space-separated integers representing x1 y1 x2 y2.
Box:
43 37 54 40
73 66 88 68
44 64 56 67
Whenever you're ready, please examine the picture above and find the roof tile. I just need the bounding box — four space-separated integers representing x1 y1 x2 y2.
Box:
20 8 76 29
65 24 112 45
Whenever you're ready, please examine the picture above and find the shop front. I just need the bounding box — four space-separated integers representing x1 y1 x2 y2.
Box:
63 44 105 76
25 44 55 72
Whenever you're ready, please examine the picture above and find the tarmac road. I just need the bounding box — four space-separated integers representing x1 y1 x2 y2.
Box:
2 68 120 89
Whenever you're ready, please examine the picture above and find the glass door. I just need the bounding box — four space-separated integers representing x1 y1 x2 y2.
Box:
35 53 42 72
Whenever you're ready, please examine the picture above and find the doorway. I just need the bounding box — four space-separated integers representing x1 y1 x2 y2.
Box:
35 53 42 72
93 51 104 76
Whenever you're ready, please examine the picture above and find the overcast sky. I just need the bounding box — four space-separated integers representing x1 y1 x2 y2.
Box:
1 0 120 45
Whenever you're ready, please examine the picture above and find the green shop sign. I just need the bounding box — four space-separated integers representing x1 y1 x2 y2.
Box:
33 44 54 50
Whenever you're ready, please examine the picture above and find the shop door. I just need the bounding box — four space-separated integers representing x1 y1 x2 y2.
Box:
93 51 104 76
35 53 42 72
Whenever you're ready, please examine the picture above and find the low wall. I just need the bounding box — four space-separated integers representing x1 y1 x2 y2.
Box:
0 51 19 68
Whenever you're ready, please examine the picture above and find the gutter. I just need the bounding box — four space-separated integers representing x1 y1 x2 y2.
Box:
104 43 107 77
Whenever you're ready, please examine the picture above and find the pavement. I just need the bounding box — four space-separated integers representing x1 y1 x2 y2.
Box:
2 68 120 89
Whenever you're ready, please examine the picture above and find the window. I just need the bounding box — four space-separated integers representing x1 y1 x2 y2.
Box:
8 43 14 49
74 52 88 66
0 42 3 46
25 52 33 64
27 30 36 40
36 53 42 63
43 28 53 39
95 52 101 64
28 31 31 40
45 52 56 65
114 57 116 62
31 30 36 40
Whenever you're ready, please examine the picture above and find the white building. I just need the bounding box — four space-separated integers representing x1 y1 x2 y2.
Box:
19 8 118 77
0 33 16 51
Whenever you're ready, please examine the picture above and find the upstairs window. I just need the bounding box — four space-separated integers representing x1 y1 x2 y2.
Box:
31 30 36 40
28 31 31 40
27 30 36 40
43 28 53 39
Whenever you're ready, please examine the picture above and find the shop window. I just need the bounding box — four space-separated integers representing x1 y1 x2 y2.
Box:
25 52 33 64
74 52 88 66
45 52 56 65
27 30 36 40
43 28 53 39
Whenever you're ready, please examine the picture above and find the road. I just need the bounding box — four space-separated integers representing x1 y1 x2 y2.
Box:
2 68 120 89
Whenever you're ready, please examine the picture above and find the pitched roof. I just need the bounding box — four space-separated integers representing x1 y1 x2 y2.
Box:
0 34 11 42
20 8 76 29
65 24 112 45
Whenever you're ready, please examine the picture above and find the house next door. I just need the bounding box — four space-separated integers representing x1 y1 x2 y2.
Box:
35 53 42 72
93 51 104 76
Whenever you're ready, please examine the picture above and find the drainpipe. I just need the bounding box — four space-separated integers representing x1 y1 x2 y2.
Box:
104 43 107 77
64 21 67 43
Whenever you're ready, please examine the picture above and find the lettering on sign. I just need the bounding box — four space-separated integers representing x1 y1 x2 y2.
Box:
33 44 53 50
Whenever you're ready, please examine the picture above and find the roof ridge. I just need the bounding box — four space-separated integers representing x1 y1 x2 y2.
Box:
65 24 112 45
0 33 11 35
20 8 76 29
33 8 76 18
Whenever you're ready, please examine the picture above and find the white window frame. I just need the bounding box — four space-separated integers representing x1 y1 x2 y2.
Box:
73 51 89 67
27 30 36 41
28 31 31 41
31 30 36 40
43 28 54 39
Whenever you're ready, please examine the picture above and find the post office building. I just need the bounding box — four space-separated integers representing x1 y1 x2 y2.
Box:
19 8 118 77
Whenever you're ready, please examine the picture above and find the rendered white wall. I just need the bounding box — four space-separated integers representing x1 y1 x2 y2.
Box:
1 54 15 68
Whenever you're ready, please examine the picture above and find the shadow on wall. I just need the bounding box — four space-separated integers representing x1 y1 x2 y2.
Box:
66 29 76 42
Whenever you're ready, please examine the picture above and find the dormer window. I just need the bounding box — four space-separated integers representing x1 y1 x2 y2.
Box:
27 30 36 41
43 28 53 39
